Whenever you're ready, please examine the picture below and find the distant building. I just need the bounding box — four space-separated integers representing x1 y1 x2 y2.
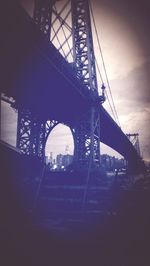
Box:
49 152 53 164
56 153 73 170
62 154 73 168
45 156 49 165
56 154 64 169
100 154 126 171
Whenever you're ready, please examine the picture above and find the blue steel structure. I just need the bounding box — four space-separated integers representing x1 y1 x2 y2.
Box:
17 0 104 170
126 133 141 157
0 1 144 172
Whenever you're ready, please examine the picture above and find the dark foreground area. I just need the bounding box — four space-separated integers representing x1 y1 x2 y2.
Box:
0 142 150 266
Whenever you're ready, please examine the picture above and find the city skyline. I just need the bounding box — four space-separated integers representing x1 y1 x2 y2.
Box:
45 150 126 172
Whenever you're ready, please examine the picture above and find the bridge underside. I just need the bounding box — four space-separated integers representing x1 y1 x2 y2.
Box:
0 2 143 171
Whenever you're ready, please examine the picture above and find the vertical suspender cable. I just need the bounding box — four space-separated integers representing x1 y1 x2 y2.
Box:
89 0 121 128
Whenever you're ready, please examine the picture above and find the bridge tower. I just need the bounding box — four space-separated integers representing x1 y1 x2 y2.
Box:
126 133 141 157
71 0 104 170
17 0 104 170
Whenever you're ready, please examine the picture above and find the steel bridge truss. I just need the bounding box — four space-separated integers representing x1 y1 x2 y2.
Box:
72 105 101 169
17 0 104 169
126 133 141 157
17 109 58 160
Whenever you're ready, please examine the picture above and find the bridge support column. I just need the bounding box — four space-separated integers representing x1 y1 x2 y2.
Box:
16 109 45 160
16 109 58 161
71 0 102 171
72 103 101 171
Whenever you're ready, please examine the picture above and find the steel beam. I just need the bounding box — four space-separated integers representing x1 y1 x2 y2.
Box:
126 133 141 157
17 109 58 160
71 0 101 169
34 0 54 40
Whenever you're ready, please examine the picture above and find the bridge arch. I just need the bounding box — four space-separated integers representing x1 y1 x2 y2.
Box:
45 123 74 168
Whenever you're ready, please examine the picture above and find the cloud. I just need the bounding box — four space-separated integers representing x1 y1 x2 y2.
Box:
1 101 17 146
112 60 150 100
104 61 150 160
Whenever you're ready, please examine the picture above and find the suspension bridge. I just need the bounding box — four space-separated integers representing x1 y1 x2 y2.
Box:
1 0 148 247
1 2 150 265
0 0 144 173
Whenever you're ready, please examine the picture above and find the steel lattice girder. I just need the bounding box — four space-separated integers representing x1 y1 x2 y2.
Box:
72 104 101 169
34 0 54 39
126 133 141 157
71 0 98 92
17 109 40 156
17 109 58 159
71 0 101 169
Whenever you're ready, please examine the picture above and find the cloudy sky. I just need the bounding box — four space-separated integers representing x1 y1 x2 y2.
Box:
1 0 150 161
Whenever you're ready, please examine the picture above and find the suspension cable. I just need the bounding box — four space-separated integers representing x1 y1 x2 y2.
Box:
53 5 73 60
89 0 121 127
